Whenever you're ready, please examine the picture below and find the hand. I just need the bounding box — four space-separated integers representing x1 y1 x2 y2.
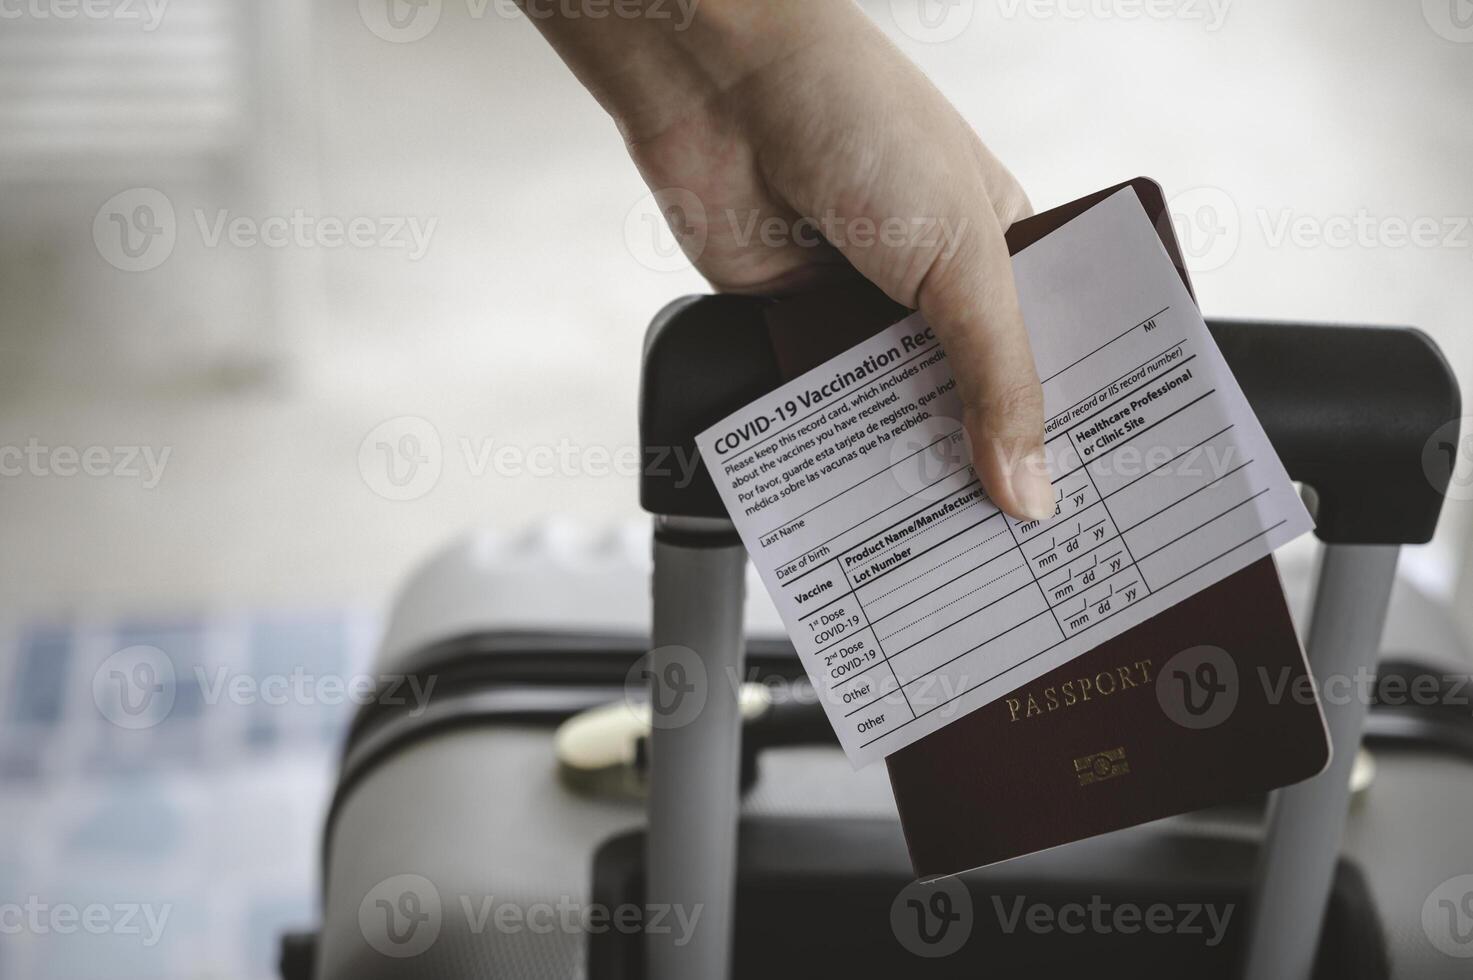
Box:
531 0 1054 521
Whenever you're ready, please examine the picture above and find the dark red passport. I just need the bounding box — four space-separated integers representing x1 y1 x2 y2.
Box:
883 179 1330 876
761 178 1330 877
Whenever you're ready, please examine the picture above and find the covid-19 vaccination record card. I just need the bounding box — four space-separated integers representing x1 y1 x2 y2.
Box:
695 187 1315 768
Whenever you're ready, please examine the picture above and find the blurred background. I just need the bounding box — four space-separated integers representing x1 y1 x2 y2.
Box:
1 0 1470 976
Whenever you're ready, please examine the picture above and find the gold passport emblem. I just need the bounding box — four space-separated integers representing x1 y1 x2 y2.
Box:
1074 746 1130 786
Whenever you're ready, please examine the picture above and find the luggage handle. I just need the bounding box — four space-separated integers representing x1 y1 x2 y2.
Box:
638 296 1462 980
641 297 1462 545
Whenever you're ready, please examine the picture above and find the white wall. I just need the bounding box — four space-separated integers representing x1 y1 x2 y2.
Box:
1 0 1469 616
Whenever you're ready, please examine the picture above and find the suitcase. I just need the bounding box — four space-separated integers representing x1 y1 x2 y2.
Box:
297 301 1465 980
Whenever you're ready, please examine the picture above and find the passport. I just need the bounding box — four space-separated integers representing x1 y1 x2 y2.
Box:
886 551 1329 875
762 178 1331 874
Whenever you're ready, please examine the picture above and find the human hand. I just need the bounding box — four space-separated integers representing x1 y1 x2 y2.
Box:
531 0 1053 520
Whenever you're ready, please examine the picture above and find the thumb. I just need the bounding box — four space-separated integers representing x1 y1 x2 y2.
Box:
818 183 1055 522
915 205 1055 521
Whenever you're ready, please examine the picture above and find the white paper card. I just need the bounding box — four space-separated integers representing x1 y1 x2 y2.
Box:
695 188 1314 767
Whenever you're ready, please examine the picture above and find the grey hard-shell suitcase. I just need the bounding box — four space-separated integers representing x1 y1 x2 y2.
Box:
295 301 1467 980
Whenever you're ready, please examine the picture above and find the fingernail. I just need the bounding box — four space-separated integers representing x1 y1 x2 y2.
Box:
1010 451 1056 521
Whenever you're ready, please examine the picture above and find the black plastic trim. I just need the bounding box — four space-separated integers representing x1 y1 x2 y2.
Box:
345 629 799 746
652 525 744 549
321 630 804 890
587 817 1387 980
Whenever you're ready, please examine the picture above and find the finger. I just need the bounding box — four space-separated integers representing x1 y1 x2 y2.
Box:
766 115 1052 519
916 206 1055 522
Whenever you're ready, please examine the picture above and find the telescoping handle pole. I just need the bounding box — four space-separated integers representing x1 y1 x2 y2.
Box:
1213 321 1459 979
1241 543 1400 980
646 516 748 980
